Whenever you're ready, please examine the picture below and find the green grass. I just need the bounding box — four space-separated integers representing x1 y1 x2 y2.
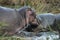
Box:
0 36 32 40
0 37 21 40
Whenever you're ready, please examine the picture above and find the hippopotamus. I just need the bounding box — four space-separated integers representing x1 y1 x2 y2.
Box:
16 6 38 33
36 13 55 29
0 6 36 36
24 13 60 38
36 13 60 38
24 13 55 32
0 6 24 36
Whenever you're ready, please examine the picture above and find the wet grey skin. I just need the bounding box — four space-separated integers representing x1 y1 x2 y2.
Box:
36 13 55 29
0 6 36 36
0 6 22 36
36 13 60 39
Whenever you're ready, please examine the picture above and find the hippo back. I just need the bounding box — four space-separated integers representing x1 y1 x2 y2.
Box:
0 6 23 35
36 13 55 29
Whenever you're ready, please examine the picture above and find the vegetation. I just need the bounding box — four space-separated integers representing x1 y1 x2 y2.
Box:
0 37 27 40
0 0 60 13
0 0 60 40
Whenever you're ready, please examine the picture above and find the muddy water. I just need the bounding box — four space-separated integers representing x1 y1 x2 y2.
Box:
31 32 59 40
15 31 59 40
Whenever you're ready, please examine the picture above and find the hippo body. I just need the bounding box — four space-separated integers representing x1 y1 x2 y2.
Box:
36 13 55 29
0 6 22 35
36 13 60 38
0 6 18 24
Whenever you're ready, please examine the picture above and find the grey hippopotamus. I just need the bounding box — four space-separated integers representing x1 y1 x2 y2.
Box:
0 6 23 36
0 6 36 36
24 13 60 38
36 13 60 38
